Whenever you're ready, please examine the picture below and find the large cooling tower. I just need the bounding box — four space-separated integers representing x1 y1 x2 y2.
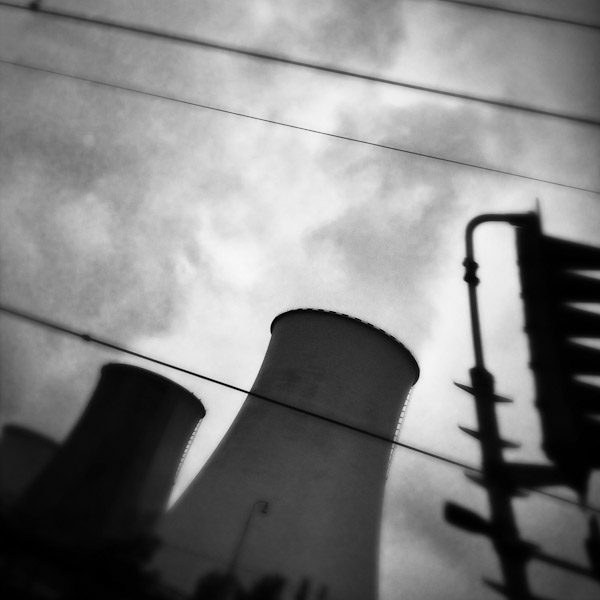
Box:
0 424 58 510
155 309 419 600
14 363 205 547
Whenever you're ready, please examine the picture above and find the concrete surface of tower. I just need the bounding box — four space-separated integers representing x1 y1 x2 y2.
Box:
155 309 419 600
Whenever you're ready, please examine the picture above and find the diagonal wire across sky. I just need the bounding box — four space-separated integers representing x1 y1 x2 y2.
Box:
1 302 598 515
1 1 599 127
1 58 598 196
421 0 600 30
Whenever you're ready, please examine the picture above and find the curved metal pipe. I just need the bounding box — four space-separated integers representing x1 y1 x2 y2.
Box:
464 213 534 369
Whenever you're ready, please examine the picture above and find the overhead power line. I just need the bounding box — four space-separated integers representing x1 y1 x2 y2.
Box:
1 2 599 127
0 302 597 515
0 303 465 468
422 0 600 31
2 59 598 196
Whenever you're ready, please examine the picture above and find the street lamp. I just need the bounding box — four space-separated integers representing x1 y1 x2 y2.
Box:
228 499 270 577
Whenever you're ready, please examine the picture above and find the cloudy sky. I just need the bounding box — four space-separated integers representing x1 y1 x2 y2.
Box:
1 0 599 598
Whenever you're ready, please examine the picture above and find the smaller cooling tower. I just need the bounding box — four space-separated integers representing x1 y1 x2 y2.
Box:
14 363 205 547
0 424 58 510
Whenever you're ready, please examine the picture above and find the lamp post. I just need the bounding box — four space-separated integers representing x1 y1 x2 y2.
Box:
462 213 533 599
228 500 269 577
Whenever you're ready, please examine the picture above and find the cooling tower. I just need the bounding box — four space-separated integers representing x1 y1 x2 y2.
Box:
0 424 58 510
14 363 205 547
155 309 419 600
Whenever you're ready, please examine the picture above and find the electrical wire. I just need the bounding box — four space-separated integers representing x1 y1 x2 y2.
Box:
0 303 463 465
1 2 599 127
1 302 598 515
2 59 598 196
421 0 600 31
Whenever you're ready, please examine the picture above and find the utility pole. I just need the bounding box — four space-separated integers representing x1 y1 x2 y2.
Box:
228 500 270 577
461 214 533 599
447 211 600 598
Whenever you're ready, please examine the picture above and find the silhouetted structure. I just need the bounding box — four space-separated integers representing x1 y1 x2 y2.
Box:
2 363 204 599
449 212 600 600
15 363 205 545
155 309 419 600
0 424 57 510
515 213 600 495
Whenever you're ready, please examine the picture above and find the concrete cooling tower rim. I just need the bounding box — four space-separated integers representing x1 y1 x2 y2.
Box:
101 363 206 416
270 308 420 382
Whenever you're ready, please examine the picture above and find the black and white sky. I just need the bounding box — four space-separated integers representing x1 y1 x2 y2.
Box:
1 1 599 598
